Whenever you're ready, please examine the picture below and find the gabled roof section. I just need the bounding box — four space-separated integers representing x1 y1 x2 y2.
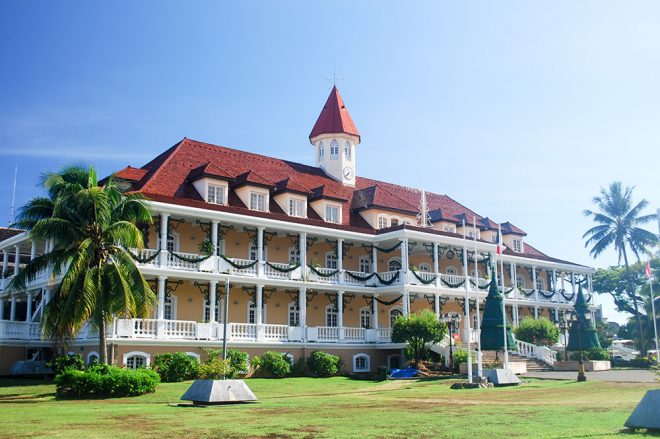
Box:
501 221 527 236
232 170 274 189
114 166 148 182
351 184 417 214
309 86 360 141
274 177 312 195
188 162 235 182
310 184 349 202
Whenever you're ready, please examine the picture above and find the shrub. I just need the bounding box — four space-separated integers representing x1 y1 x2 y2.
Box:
568 348 611 361
55 364 159 398
198 358 233 380
50 353 85 375
256 351 292 378
514 317 560 346
292 357 308 377
152 352 199 382
453 349 468 373
629 356 652 369
203 349 249 379
391 310 447 365
306 351 341 377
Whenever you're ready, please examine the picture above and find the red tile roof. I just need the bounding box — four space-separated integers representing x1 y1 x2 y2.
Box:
309 86 360 141
188 162 235 181
117 137 582 267
114 166 148 182
0 227 24 242
501 221 527 236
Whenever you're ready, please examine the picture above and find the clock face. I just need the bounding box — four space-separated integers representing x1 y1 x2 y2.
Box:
343 166 354 180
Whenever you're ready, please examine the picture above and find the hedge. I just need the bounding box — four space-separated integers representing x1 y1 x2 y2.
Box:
55 364 160 398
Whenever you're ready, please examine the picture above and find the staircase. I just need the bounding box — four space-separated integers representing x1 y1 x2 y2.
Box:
509 352 553 372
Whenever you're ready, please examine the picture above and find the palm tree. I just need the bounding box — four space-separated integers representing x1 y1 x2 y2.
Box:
9 165 156 364
583 182 657 354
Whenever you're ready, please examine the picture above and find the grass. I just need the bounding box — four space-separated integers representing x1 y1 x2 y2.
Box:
0 376 657 438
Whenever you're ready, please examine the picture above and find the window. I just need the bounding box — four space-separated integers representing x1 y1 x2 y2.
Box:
513 239 523 253
207 184 225 205
443 224 456 233
468 230 480 239
419 263 431 272
359 255 371 273
325 251 338 269
391 218 400 226
344 141 351 160
377 216 389 229
388 355 401 370
124 352 150 369
389 308 403 327
325 304 338 327
319 141 324 159
325 205 340 223
403 219 413 225
330 139 339 159
388 258 402 271
360 307 371 329
249 243 258 261
288 302 300 326
536 278 545 291
353 353 370 372
248 299 266 324
165 231 180 252
163 295 175 320
288 198 305 218
249 191 267 212
87 352 99 365
288 246 300 264
446 266 457 275
203 296 221 322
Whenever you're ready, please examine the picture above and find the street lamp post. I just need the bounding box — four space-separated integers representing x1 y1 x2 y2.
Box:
441 312 462 372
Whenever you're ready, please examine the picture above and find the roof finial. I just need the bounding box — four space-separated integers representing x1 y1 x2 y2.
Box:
325 64 343 88
417 188 431 228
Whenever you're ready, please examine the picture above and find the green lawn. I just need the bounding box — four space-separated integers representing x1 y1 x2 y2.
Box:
0 376 656 438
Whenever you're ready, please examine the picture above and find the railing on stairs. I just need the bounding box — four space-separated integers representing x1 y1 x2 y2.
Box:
514 339 557 367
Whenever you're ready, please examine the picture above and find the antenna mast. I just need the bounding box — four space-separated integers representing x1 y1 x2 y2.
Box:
9 164 17 226
417 188 431 228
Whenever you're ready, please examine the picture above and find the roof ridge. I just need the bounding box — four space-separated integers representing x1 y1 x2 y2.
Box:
140 137 190 193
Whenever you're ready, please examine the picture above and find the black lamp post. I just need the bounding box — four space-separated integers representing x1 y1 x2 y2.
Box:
441 312 462 371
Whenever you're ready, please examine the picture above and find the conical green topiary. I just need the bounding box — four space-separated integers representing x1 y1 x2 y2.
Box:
566 285 601 351
480 270 515 351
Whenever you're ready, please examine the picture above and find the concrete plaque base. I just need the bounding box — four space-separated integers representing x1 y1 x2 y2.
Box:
483 368 521 386
181 379 257 405
625 389 660 430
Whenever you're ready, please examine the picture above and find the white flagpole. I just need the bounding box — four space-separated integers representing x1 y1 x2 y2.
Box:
498 224 509 368
473 216 482 377
462 219 473 383
649 257 659 366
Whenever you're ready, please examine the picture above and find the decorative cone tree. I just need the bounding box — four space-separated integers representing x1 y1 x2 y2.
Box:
567 285 601 352
480 274 515 353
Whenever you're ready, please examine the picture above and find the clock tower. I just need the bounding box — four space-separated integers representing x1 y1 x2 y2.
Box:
309 86 360 186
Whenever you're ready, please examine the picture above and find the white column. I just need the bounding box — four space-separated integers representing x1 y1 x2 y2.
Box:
13 245 20 276
534 306 539 319
532 266 538 302
552 269 558 302
42 288 50 319
510 262 517 300
211 221 219 273
255 285 263 325
0 297 4 320
299 287 307 336
434 294 440 319
400 239 409 273
587 274 593 304
1 250 8 289
10 296 16 321
209 280 217 323
30 241 37 261
26 292 33 322
157 276 166 320
159 214 169 267
372 246 378 273
403 290 410 316
433 244 440 287
257 227 264 277
570 273 576 296
299 232 307 279
561 272 566 301
337 239 344 284
372 294 379 329
337 291 344 341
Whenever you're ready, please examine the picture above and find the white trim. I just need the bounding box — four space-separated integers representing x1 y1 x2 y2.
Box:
389 307 403 327
388 257 402 271
359 306 372 329
86 351 99 364
185 351 201 361
352 353 370 372
387 354 401 370
123 350 151 368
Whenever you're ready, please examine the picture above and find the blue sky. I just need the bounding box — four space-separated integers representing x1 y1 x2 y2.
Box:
1 1 658 323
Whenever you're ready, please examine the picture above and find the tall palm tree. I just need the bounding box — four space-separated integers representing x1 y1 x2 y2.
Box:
583 182 657 354
9 165 156 364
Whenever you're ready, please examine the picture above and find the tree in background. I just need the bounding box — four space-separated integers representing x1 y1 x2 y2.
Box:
514 317 560 346
583 182 657 354
391 310 447 365
9 165 156 364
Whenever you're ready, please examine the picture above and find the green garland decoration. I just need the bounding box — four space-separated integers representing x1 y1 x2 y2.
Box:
538 289 556 299
374 295 403 306
345 271 377 282
469 279 492 290
411 270 437 285
559 289 575 301
375 271 400 285
220 255 259 270
518 288 536 297
126 248 161 263
503 287 515 295
368 242 403 253
308 265 340 278
440 277 465 288
169 251 212 263
584 293 592 303
265 261 300 273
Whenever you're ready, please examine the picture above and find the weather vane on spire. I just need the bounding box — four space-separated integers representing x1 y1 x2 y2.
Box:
326 64 344 87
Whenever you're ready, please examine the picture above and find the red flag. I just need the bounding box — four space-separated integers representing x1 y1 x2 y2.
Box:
646 260 652 279
496 229 502 256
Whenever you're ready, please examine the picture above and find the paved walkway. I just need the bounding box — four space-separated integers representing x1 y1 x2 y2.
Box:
526 369 658 383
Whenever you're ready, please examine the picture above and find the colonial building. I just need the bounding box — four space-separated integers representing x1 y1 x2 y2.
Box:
0 87 598 374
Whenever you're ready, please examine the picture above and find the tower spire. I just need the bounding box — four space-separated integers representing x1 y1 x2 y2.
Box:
417 189 431 228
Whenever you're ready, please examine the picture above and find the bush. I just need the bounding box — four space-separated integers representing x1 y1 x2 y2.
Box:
256 351 292 378
292 357 308 377
55 364 159 398
198 358 233 380
50 353 85 375
203 349 249 379
391 310 447 365
568 348 611 361
306 351 341 377
152 352 199 382
453 349 468 373
629 357 652 369
514 317 560 346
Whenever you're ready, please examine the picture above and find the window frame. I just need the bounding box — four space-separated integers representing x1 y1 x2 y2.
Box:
249 191 268 212
352 353 370 372
288 197 306 218
325 204 340 224
325 303 338 327
206 183 226 205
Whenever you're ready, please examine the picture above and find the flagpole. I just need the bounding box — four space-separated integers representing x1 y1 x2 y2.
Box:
498 224 509 368
462 219 473 383
648 258 659 366
473 216 482 377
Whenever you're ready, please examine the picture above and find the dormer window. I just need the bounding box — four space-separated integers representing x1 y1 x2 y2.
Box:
378 215 389 229
513 239 523 253
330 140 339 160
443 224 456 233
288 198 306 218
467 230 480 240
249 191 267 212
319 141 324 159
344 141 351 160
325 204 340 223
207 184 225 205
391 218 400 227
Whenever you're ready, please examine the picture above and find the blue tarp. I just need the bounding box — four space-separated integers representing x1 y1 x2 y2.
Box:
390 366 418 378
